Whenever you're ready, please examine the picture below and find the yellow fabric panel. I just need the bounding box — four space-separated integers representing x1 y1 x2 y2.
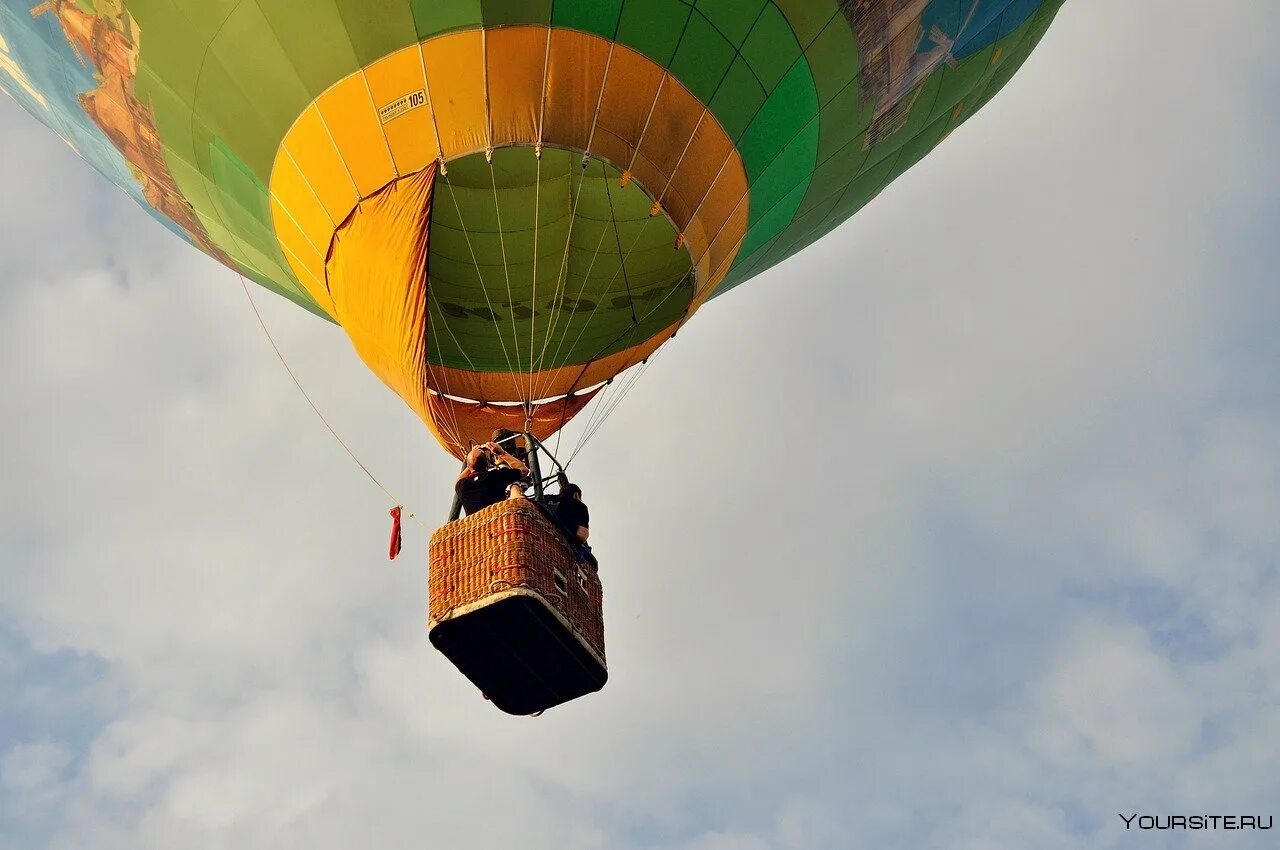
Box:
365 46 440 176
270 151 335 258
316 74 396 197
325 166 437 429
280 106 360 223
422 31 487 158
269 194 333 313
543 29 610 153
592 45 663 168
427 388 601 460
487 26 547 148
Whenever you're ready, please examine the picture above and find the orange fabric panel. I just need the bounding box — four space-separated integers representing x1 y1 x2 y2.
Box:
591 45 663 169
487 26 547 148
663 112 733 230
422 31 487 158
316 74 397 197
365 47 440 175
688 154 746 260
542 29 611 152
427 387 602 460
632 77 701 201
426 319 679 402
325 167 436 436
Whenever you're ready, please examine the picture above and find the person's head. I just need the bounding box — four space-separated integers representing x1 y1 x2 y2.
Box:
563 483 582 501
491 428 518 448
466 444 493 471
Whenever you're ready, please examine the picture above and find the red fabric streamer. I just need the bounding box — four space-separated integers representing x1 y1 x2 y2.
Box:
388 506 403 560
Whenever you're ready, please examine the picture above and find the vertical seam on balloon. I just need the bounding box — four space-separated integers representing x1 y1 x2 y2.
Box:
624 72 666 177
533 161 617 398
279 144 336 229
269 188 330 262
549 193 662 393
536 25 552 150
416 41 448 170
274 232 328 295
481 27 493 155
529 148 543 401
310 104 361 198
486 159 523 384
656 108 707 207
531 155 594 395
583 41 615 156
439 174 519 390
358 67 399 179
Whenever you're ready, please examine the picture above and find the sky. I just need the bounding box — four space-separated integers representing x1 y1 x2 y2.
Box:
3 2 1280 848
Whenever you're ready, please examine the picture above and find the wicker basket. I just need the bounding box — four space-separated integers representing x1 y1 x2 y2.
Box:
428 498 606 714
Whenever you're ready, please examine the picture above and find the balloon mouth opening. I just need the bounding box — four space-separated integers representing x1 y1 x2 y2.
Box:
423 144 697 375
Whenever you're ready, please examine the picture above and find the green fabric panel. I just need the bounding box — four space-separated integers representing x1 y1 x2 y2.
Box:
741 115 819 237
804 13 859 108
737 61 818 181
410 0 482 38
97 0 1064 324
128 0 233 104
694 0 764 47
881 73 946 155
482 0 553 27
254 0 361 95
332 0 419 65
615 0 693 68
771 0 835 47
734 134 812 263
667 12 736 105
892 114 951 176
932 45 997 117
811 85 869 162
195 10 313 181
712 1 1066 299
427 148 692 372
208 138 274 243
551 0 623 38
741 4 799 91
707 57 765 141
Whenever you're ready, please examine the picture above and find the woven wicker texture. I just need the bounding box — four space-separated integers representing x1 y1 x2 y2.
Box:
429 498 605 660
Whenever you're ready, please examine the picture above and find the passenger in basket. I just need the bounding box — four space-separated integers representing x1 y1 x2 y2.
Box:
488 428 528 467
547 473 595 568
485 430 530 501
455 443 525 516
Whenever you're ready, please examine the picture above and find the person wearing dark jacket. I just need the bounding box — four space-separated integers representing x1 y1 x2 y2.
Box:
454 442 528 515
546 473 594 567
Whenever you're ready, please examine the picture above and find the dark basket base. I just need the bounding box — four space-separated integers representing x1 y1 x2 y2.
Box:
429 590 608 715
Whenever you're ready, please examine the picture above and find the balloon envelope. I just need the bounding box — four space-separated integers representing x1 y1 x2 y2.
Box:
0 0 1063 454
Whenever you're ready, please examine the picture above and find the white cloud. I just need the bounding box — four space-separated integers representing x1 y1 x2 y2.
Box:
2 741 71 794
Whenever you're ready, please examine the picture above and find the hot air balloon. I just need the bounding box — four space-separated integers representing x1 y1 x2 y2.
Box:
1 0 1065 713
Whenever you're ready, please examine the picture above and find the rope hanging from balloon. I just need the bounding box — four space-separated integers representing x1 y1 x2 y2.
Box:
235 272 432 533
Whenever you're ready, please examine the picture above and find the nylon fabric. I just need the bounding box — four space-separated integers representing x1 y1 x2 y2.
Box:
428 388 601 460
325 165 437 435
